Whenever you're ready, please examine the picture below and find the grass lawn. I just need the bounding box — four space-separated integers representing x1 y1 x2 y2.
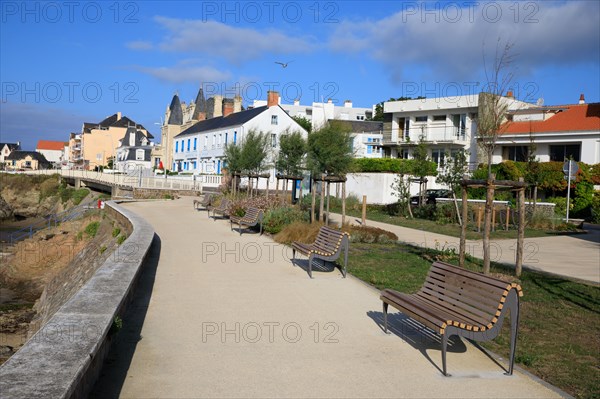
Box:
347 242 600 399
335 207 578 240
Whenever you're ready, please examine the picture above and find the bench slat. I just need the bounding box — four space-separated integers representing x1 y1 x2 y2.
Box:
432 262 511 291
423 275 505 314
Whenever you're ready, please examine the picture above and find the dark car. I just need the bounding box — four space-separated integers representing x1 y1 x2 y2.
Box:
410 189 451 206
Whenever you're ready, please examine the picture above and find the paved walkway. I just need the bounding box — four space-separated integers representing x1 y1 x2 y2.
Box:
330 213 600 284
91 197 563 398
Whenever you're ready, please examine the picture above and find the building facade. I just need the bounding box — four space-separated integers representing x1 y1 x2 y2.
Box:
4 151 50 170
0 142 21 164
115 126 155 172
173 92 308 175
36 140 66 167
494 95 600 165
252 98 374 130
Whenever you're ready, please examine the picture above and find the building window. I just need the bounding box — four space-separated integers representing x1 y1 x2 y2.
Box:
192 161 197 170
433 115 446 121
213 135 216 148
271 133 277 148
399 149 409 159
415 116 428 122
225 132 228 144
452 114 466 137
271 115 278 125
356 115 365 120
404 119 410 140
193 138 197 150
187 139 191 151
219 134 222 147
136 149 144 160
432 149 445 167
550 144 581 161
503 146 529 162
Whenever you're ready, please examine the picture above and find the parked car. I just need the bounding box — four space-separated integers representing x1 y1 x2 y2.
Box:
410 189 451 206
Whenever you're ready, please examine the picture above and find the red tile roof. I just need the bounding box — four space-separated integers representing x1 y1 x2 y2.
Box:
36 140 66 151
501 103 600 134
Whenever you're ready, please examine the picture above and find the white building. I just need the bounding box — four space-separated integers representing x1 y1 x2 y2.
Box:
115 126 154 172
494 95 600 164
0 142 21 163
35 140 65 167
382 93 532 168
173 91 308 175
253 98 374 130
339 120 384 158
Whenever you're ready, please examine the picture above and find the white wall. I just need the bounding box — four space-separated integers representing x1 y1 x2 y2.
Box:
36 149 62 164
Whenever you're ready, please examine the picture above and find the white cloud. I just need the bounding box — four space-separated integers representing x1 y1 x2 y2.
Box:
328 1 600 83
134 63 232 84
153 17 315 63
126 40 154 50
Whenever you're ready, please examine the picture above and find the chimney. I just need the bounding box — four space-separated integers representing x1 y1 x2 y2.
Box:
117 111 122 120
223 99 234 117
294 99 300 106
579 93 585 104
344 100 352 108
233 95 242 113
506 90 514 99
267 91 280 107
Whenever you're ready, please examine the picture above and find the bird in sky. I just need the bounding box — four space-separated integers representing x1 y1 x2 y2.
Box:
274 61 293 68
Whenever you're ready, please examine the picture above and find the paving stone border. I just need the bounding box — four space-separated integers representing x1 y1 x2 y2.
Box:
0 201 155 399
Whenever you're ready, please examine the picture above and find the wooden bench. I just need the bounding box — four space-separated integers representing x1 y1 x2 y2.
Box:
230 207 264 235
380 261 523 376
193 194 213 210
208 198 231 219
292 226 350 278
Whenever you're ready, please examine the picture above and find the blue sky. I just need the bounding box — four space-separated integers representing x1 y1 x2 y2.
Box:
1 0 599 150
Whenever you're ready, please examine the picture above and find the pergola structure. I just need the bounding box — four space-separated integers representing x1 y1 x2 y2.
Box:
275 173 304 203
230 172 271 198
459 175 527 276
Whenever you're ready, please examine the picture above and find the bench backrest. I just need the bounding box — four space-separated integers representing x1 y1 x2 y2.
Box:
243 207 262 221
217 198 230 210
420 261 522 328
202 194 213 205
313 226 349 254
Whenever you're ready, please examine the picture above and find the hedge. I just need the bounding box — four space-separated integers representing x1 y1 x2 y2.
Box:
352 158 437 175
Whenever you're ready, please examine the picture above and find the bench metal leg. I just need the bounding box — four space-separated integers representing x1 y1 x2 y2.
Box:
239 222 243 236
342 243 348 278
382 302 390 334
506 291 520 376
441 333 450 376
308 255 314 279
259 223 262 235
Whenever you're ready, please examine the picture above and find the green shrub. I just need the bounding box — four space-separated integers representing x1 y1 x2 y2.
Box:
342 225 398 243
547 197 568 217
84 221 100 238
262 206 308 234
99 246 107 254
591 191 600 224
71 188 89 205
112 228 121 237
352 158 437 175
116 235 127 245
572 181 594 218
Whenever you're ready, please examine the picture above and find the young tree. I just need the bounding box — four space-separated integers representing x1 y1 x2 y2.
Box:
276 130 307 199
276 130 306 177
240 130 270 175
477 38 518 274
307 120 354 222
437 149 470 225
478 39 516 176
411 135 436 206
223 141 243 193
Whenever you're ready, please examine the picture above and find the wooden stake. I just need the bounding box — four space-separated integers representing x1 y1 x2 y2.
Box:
362 195 367 226
342 181 346 226
325 181 331 225
459 186 468 267
266 177 269 198
482 174 495 274
477 206 482 232
492 205 496 232
516 181 525 277
299 179 303 202
311 178 317 223
505 204 510 231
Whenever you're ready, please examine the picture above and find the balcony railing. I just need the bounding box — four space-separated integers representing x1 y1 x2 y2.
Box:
384 125 468 145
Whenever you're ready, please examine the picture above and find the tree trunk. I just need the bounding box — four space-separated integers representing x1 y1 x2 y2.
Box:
482 174 495 274
319 174 325 222
459 186 468 267
533 185 538 213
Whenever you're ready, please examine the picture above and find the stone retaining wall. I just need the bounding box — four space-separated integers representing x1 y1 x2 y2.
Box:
0 201 155 398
